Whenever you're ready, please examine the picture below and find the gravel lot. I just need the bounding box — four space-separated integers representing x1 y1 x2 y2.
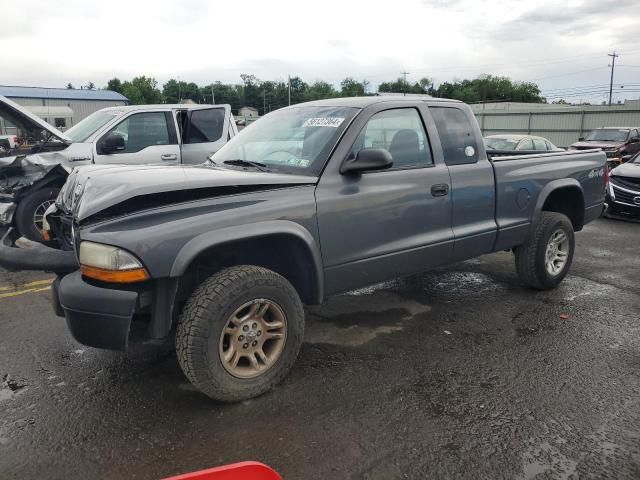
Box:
1 217 639 479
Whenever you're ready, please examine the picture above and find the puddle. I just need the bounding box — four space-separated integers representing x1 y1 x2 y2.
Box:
0 375 27 402
306 290 430 347
419 271 505 299
521 440 578 480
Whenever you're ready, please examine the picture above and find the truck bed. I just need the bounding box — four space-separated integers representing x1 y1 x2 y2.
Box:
489 149 606 251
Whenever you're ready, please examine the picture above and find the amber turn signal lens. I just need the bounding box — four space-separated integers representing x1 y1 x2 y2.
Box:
80 265 150 283
42 230 51 241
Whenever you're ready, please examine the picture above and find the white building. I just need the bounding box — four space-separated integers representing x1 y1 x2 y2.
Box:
238 106 259 118
0 85 128 132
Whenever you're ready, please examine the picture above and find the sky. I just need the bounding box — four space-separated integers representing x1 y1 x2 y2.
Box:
3 0 640 104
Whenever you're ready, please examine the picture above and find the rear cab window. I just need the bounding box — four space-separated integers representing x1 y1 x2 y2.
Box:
429 106 479 165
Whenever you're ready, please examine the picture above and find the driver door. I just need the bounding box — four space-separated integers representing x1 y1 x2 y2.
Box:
94 111 180 165
315 106 454 295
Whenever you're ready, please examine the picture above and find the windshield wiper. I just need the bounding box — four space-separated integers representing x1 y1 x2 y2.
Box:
222 159 271 172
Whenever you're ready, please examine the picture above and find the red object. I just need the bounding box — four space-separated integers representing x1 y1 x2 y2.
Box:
162 461 283 480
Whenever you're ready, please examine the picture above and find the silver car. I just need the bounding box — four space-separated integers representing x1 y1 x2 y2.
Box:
484 134 562 152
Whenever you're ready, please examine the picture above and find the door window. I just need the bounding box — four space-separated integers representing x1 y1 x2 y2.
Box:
185 108 225 144
429 107 479 165
533 138 546 150
350 108 433 169
103 112 171 154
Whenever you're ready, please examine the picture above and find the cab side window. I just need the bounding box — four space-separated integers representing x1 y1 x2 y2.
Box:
429 106 479 165
350 108 433 169
103 112 171 154
185 108 225 144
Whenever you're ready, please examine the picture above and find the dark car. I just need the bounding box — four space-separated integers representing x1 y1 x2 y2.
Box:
569 127 640 166
606 151 640 218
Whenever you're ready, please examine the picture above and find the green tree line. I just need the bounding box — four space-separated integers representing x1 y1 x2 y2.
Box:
98 73 544 112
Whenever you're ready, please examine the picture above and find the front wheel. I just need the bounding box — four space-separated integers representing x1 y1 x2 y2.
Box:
515 212 575 290
14 187 59 241
176 265 305 402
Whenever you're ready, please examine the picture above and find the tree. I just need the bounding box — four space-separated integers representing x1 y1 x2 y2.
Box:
162 79 199 103
288 76 308 104
434 75 544 103
106 78 123 94
340 77 366 97
66 83 74 89
378 77 433 95
121 76 162 104
85 82 95 90
306 81 337 101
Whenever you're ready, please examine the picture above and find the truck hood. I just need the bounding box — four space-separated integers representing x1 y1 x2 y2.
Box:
0 95 70 144
60 164 318 222
610 161 640 178
570 141 622 150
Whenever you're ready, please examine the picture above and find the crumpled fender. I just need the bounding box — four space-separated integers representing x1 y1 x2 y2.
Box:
0 154 69 197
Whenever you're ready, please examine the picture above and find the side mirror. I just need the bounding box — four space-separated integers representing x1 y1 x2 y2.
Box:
629 137 639 144
341 148 393 174
100 133 126 154
578 137 585 141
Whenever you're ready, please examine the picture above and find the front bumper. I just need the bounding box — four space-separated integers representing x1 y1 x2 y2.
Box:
58 271 139 351
0 227 78 272
606 181 640 217
0 201 16 225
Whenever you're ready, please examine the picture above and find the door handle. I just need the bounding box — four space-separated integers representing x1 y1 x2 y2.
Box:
161 154 177 161
430 184 449 197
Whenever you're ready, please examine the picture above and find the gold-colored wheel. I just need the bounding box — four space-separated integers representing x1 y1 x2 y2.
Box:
219 299 287 379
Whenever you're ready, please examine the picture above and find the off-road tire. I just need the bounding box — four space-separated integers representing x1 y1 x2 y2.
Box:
176 265 304 402
515 212 575 290
14 187 59 241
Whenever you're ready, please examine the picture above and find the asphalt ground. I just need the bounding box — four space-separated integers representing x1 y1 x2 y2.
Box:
0 217 639 479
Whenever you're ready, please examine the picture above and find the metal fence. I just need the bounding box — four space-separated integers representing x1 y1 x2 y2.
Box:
474 108 640 148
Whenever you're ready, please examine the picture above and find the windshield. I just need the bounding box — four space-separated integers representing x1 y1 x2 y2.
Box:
210 106 358 175
484 137 519 150
584 129 629 142
65 110 121 142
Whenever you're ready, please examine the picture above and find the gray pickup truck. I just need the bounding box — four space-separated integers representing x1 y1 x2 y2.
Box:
0 96 606 402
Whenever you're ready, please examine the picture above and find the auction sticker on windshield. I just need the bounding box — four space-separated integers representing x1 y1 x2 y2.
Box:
303 117 345 128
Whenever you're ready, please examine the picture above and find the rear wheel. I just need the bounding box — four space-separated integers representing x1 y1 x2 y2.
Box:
515 212 575 290
14 187 59 241
176 265 305 402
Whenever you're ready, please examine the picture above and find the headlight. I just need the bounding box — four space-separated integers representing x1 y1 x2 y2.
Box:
79 241 149 283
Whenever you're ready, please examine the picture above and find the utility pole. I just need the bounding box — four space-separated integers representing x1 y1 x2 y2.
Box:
400 71 410 96
608 51 619 107
263 89 266 116
211 85 215 104
288 75 291 106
